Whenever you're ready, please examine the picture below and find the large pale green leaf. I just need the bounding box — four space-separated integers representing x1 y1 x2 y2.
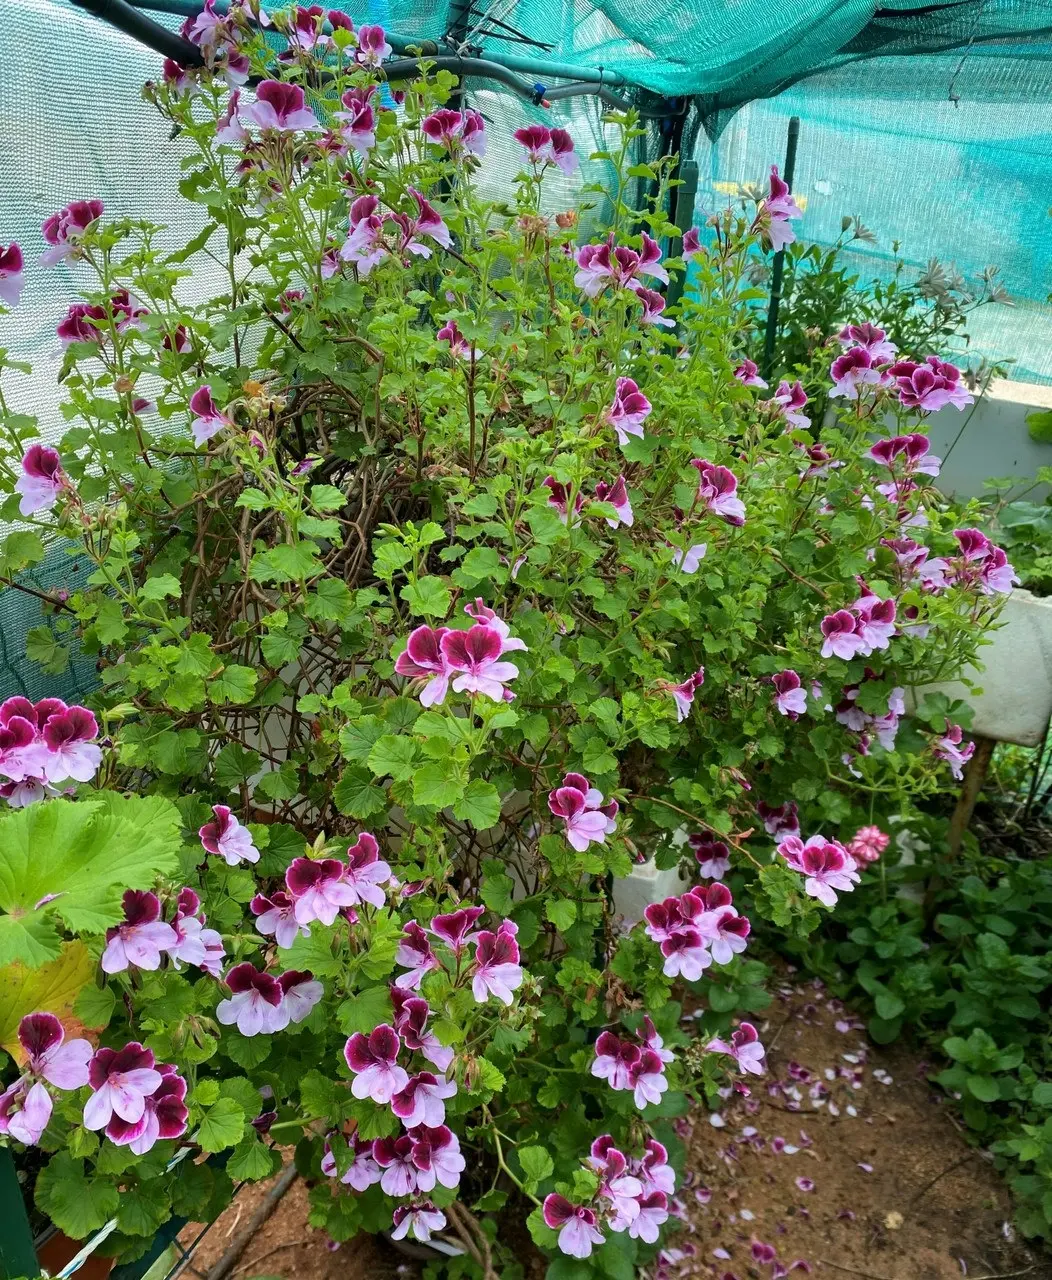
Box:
0 941 97 1060
0 795 182 966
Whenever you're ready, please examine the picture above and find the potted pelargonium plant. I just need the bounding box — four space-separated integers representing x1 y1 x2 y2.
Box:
0 5 1016 1275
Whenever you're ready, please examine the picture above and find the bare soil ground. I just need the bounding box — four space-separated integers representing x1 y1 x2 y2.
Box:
177 978 1049 1280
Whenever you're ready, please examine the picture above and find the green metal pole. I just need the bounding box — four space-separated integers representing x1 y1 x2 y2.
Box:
0 1149 38 1280
761 115 801 381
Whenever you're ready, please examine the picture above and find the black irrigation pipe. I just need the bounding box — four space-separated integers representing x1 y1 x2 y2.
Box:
72 0 684 116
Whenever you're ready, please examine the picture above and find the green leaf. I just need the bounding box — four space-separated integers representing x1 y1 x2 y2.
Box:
0 530 45 578
333 768 388 819
117 1182 171 1236
868 1015 902 1044
197 1097 246 1152
412 761 464 809
967 1074 1001 1102
452 779 502 829
208 664 257 705
545 899 577 932
309 483 347 511
0 796 182 963
401 577 451 618
518 1145 554 1185
367 734 419 782
1026 408 1052 444
36 1153 119 1239
227 1136 282 1182
261 631 302 667
213 743 262 791
874 991 905 1021
1031 1082 1052 1106
139 573 182 602
336 985 393 1034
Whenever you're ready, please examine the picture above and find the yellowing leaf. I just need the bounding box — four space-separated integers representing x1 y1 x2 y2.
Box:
0 941 98 1062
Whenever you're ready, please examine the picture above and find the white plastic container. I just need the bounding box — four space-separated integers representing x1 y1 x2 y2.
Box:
917 588 1052 747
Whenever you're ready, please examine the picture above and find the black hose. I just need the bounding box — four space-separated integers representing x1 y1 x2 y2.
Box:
70 0 205 65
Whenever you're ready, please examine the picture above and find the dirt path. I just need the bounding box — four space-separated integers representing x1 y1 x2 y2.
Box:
670 975 1046 1280
177 978 1048 1280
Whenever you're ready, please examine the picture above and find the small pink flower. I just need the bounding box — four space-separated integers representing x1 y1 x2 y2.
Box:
341 832 392 908
606 376 651 448
659 929 711 981
592 1032 639 1091
772 379 810 430
891 356 973 412
217 963 288 1035
636 1138 676 1196
471 921 523 1005
707 1022 767 1076
0 243 24 308
853 594 897 652
691 458 746 526
829 346 885 399
395 920 441 989
542 475 585 525
340 194 387 275
665 667 705 723
106 1063 188 1153
436 318 475 358
372 1133 425 1196
593 475 633 528
779 834 860 907
0 1080 54 1145
189 385 233 447
637 286 674 327
630 1191 670 1242
543 1194 606 1259
83 1042 163 1131
772 670 807 719
849 824 890 865
40 199 103 267
251 889 308 949
101 890 178 974
17 1012 93 1090
285 856 357 925
839 322 897 361
515 124 553 165
277 969 323 1023
168 887 225 975
216 90 247 143
392 992 453 1072
242 80 320 132
672 542 708 574
57 301 103 345
734 358 767 388
441 624 522 701
40 704 101 785
391 1071 457 1128
354 23 391 66
934 722 975 780
199 804 259 865
429 905 485 956
549 128 579 175
549 772 616 851
345 1025 408 1103
689 834 730 879
15 445 66 516
391 1201 447 1242
707 908 751 965
682 226 702 259
820 609 865 661
321 1133 382 1191
395 625 452 707
754 165 802 251
629 1048 668 1108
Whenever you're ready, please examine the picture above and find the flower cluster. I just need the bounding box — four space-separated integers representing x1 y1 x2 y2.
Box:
0 1013 93 1146
395 602 526 705
542 1135 675 1257
0 695 102 803
392 906 524 1006
591 1017 674 1108
548 771 619 851
643 882 751 980
778 834 861 908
